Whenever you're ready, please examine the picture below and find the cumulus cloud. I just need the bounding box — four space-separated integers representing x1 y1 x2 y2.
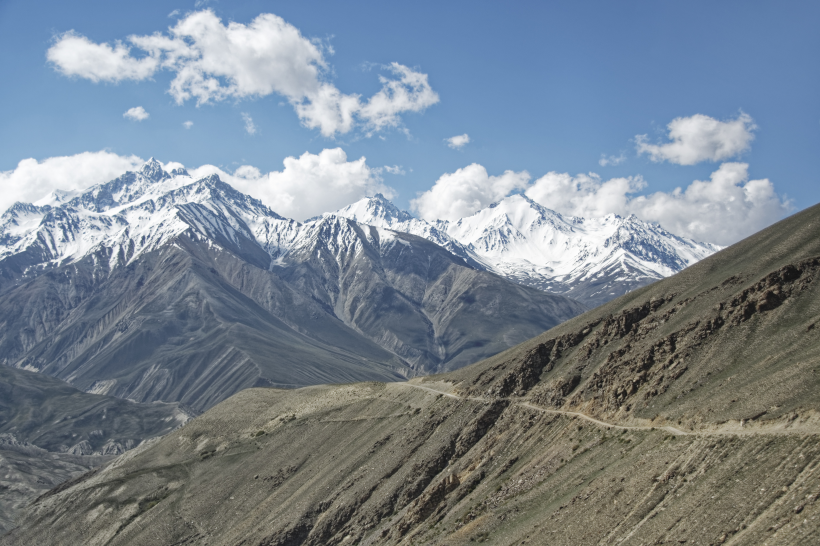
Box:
358 63 439 133
183 120 194 129
525 172 644 219
47 31 159 82
411 164 530 222
383 165 405 175
47 10 438 137
1 149 393 222
123 106 149 121
523 164 789 245
636 112 756 165
624 163 789 245
446 134 470 150
241 112 256 135
411 158 789 245
598 153 625 167
190 148 394 220
0 151 144 213
168 9 180 18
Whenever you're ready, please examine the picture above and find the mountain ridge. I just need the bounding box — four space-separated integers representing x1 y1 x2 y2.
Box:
0 161 585 409
1 159 718 309
333 192 720 306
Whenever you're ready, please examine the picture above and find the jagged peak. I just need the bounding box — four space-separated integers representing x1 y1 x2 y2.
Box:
3 201 43 215
139 157 169 182
332 193 415 226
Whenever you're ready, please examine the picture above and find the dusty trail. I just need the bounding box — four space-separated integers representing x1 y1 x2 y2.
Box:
518 401 690 435
397 382 817 437
396 382 687 434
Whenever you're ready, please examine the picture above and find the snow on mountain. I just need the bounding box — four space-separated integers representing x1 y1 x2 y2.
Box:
333 193 415 226
333 193 721 306
0 159 289 273
0 159 589 385
330 194 479 265
0 160 719 307
0 161 430 296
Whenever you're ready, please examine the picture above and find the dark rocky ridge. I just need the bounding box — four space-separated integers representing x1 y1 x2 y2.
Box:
0 234 411 411
4 205 820 544
0 225 584 411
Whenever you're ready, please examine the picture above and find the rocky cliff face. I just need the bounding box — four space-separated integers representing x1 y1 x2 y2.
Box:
5 204 819 545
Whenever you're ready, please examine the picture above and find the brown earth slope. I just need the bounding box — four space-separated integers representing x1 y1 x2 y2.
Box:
4 203 820 545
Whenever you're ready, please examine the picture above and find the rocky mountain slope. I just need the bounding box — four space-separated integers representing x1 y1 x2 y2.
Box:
6 203 819 544
0 366 189 534
335 193 720 307
0 160 585 410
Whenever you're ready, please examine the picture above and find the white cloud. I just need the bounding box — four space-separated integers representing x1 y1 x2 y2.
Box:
2 150 789 246
1 149 392 223
411 157 789 245
446 134 470 150
190 148 394 220
183 120 194 129
598 153 625 166
123 106 149 121
241 112 256 135
0 151 144 213
47 31 159 82
47 10 438 137
636 112 756 165
523 163 789 245
233 165 261 179
383 165 405 175
168 9 180 18
525 172 643 219
623 163 789 245
358 63 439 133
411 164 530 222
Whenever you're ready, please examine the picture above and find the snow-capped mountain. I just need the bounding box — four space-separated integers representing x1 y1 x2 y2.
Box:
334 193 721 306
0 160 584 409
0 159 290 273
331 194 479 265
0 160 718 310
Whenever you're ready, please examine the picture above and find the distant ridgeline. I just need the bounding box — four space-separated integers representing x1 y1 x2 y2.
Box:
334 192 720 307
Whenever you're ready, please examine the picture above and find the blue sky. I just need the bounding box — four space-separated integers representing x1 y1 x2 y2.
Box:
0 0 817 244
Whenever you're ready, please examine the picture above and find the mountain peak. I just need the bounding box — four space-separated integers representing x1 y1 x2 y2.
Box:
333 194 415 227
33 188 80 208
139 158 168 182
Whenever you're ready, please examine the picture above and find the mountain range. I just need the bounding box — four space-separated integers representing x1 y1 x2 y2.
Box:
334 193 720 307
0 160 585 411
5 197 818 545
